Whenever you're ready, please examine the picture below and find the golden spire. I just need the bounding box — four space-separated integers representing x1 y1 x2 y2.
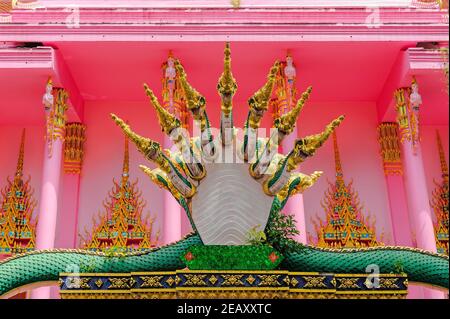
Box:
174 59 206 112
143 83 181 135
217 42 237 116
436 130 449 182
15 128 25 180
286 115 345 171
333 131 344 180
122 135 130 184
274 86 312 135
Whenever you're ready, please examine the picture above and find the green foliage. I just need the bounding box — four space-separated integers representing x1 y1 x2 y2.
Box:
181 245 284 270
265 207 306 254
246 225 267 246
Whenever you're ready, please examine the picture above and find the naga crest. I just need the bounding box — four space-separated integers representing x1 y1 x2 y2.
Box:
111 43 344 245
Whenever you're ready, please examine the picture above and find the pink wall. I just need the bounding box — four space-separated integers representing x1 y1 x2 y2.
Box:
76 100 165 247
298 101 395 245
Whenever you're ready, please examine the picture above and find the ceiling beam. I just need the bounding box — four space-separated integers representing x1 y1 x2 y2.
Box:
1 7 447 42
0 46 84 122
376 47 448 122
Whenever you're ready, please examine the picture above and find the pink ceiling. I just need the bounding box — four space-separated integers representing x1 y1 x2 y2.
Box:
2 40 448 127
0 69 49 125
382 70 449 125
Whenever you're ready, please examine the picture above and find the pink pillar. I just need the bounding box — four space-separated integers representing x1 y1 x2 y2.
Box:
402 140 445 299
384 176 424 299
281 127 307 244
31 138 64 299
163 136 182 244
56 173 81 248
385 175 413 247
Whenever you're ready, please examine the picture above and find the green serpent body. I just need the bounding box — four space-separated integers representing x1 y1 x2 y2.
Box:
0 231 448 296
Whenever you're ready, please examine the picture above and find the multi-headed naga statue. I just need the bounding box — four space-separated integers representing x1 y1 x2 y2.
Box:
0 43 448 298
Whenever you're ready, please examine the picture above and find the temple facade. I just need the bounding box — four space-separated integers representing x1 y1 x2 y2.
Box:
0 0 448 299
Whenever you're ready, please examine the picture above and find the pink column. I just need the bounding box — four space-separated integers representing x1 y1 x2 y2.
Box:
55 123 86 248
377 123 414 247
281 127 307 244
56 174 81 248
384 176 424 299
163 136 182 244
384 175 413 247
31 85 68 299
402 140 444 299
31 138 64 299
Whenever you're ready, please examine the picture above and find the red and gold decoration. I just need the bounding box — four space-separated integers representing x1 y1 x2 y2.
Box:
377 122 403 175
80 136 159 252
312 132 382 248
64 123 86 174
431 131 449 255
271 52 297 120
0 129 37 255
393 77 421 154
43 78 69 157
161 52 190 130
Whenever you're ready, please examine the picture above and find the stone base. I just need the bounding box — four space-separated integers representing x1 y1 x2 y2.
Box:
59 270 408 299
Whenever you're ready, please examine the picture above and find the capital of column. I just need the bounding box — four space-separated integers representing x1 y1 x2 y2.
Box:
377 122 403 176
393 77 421 154
64 123 86 174
43 78 69 158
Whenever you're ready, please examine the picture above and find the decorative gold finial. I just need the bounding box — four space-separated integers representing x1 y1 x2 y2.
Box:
122 135 130 183
436 130 449 181
15 128 26 180
332 131 343 179
274 86 312 135
247 61 280 129
217 42 237 116
143 83 181 135
286 115 345 171
174 59 206 112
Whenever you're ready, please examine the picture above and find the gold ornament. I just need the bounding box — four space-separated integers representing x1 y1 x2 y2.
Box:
274 86 312 136
144 84 181 135
377 123 402 175
0 129 37 255
217 42 238 117
312 132 382 249
286 115 344 172
247 61 280 129
64 123 86 174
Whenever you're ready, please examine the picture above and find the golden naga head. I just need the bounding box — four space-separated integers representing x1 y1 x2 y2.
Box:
296 171 323 193
248 60 280 112
247 61 280 129
287 115 345 171
143 83 181 135
217 42 237 116
174 59 206 115
274 86 312 135
110 113 162 161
